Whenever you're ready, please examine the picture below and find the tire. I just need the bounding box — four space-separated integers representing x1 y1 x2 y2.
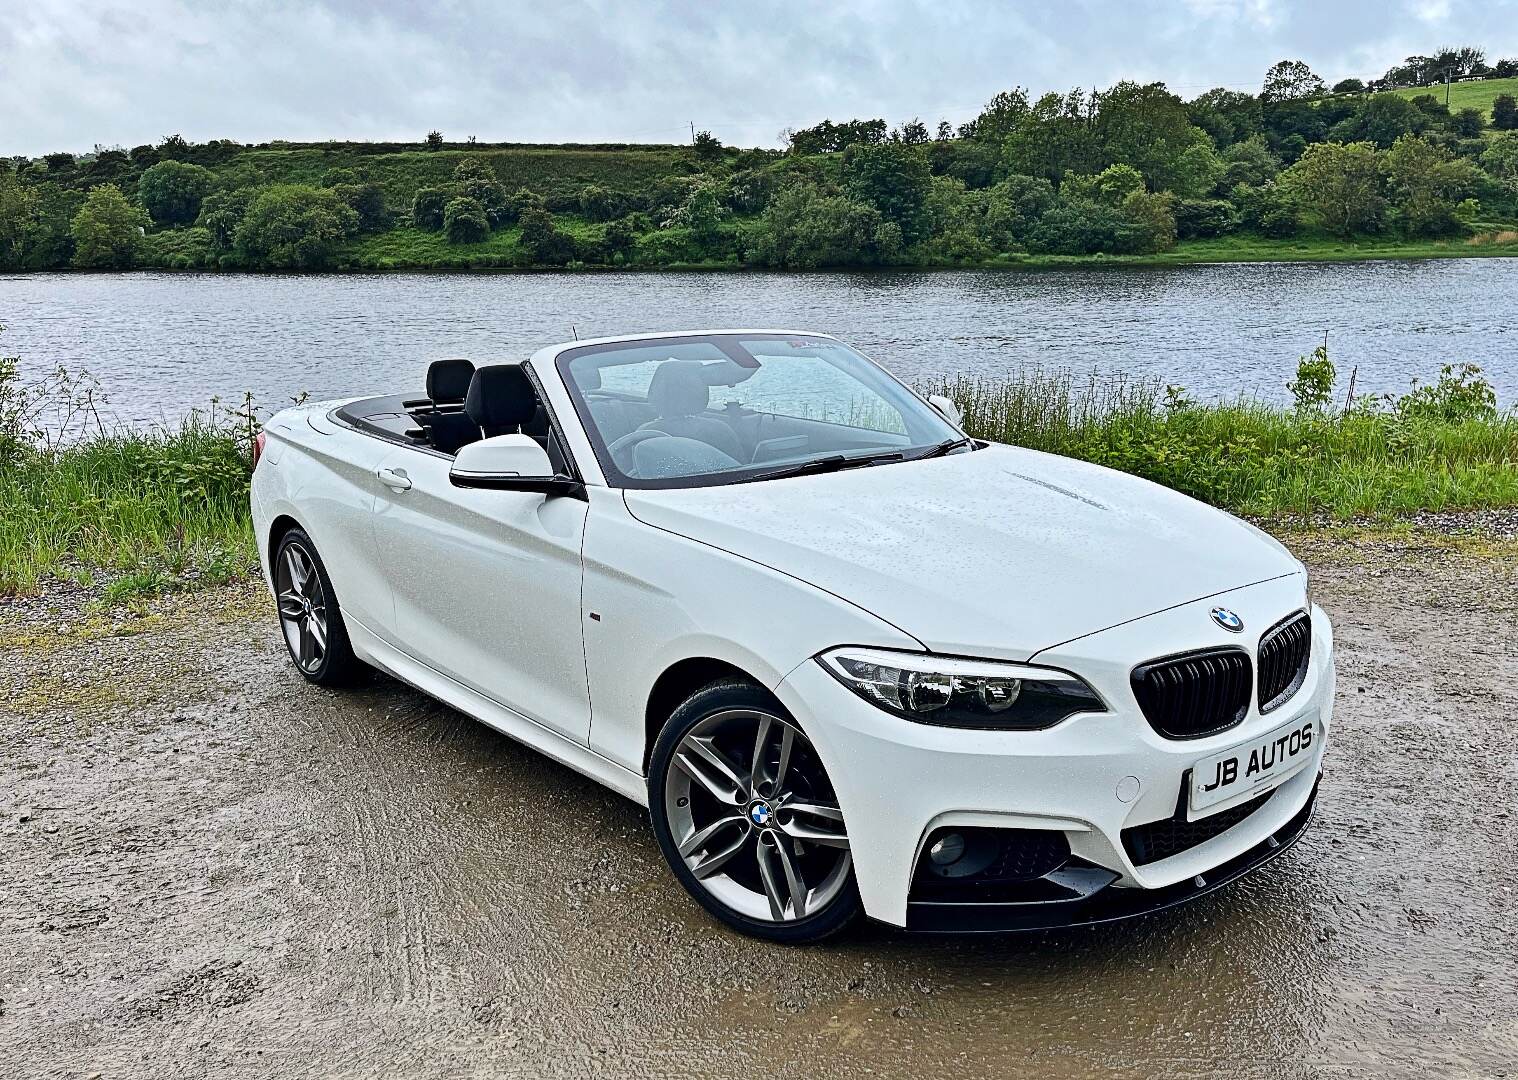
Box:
649 680 862 944
271 527 364 687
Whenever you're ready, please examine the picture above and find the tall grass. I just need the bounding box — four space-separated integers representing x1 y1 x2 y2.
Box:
0 416 254 596
4 335 1517 596
0 345 256 595
927 369 1518 517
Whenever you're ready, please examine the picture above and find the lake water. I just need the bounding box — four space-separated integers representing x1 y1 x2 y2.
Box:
2 261 1516 425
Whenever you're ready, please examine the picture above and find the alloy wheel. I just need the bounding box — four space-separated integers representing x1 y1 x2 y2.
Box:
664 708 850 923
275 540 329 674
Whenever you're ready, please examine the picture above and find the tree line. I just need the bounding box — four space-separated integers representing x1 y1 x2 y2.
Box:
2 49 1517 272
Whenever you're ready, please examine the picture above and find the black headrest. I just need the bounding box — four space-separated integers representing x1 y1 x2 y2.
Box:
647 361 710 418
427 358 475 404
465 365 538 430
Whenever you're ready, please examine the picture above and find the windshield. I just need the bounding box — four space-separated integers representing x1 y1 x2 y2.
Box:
556 334 961 489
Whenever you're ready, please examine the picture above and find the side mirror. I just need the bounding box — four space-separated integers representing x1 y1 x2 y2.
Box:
450 434 581 496
927 393 964 429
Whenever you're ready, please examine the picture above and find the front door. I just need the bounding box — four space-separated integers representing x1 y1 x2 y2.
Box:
368 446 590 744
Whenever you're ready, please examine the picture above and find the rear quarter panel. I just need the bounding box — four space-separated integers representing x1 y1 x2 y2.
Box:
252 403 397 633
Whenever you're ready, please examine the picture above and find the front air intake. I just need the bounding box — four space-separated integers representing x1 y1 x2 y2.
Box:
1122 773 1277 865
1131 648 1252 740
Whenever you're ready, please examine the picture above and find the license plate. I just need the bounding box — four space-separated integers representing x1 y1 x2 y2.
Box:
1190 712 1318 815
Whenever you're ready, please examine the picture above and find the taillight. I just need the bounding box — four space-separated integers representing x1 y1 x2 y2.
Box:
253 430 267 467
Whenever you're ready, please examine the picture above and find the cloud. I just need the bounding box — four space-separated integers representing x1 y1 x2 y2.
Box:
1413 0 1454 24
3 0 1515 156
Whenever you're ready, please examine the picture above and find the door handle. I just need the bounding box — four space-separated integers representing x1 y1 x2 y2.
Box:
377 466 412 491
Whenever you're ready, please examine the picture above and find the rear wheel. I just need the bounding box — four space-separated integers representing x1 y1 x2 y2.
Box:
272 528 362 687
649 681 860 943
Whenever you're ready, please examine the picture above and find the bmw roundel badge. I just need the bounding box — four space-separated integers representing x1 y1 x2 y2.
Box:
1210 606 1245 633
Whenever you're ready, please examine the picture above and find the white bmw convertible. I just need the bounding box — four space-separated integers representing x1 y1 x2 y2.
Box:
251 330 1333 942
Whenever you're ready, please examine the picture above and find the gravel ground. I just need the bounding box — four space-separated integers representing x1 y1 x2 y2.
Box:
2 532 1516 1079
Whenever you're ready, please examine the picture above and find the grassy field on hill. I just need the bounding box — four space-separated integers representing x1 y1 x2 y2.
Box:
232 146 689 207
6 58 1518 275
1389 76 1518 118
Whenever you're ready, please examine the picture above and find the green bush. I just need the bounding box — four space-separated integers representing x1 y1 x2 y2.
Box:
598 217 637 262
1383 135 1484 237
196 188 255 248
749 183 900 268
1494 95 1518 131
1220 136 1280 188
0 172 41 269
70 185 148 268
411 186 449 230
842 143 934 244
334 181 390 232
137 160 213 225
1395 364 1498 422
141 226 218 269
980 174 1056 248
1027 199 1137 254
1174 198 1238 239
1288 346 1336 411
1280 141 1384 236
442 196 489 243
508 187 547 220
234 185 358 269
1232 182 1300 237
578 183 627 222
1120 190 1178 253
453 157 510 226
518 207 575 264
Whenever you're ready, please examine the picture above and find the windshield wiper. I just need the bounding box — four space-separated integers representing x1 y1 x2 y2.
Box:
914 436 976 459
743 450 905 483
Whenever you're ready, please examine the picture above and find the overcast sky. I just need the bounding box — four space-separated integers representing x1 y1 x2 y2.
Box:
5 0 1518 157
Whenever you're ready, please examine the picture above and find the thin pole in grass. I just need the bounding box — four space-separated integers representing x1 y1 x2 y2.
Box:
241 390 257 469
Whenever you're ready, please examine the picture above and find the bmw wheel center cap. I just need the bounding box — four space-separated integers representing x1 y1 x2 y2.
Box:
749 801 772 827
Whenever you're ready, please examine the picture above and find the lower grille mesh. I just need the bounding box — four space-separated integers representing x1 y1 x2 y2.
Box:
1122 778 1275 865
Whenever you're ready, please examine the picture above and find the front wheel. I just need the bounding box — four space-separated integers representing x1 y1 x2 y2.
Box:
649 681 861 943
272 528 363 687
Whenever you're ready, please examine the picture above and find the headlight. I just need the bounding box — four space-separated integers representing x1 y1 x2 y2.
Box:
1299 561 1313 610
816 647 1106 730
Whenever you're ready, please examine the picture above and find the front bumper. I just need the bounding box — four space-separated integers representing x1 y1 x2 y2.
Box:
772 578 1334 930
903 775 1318 931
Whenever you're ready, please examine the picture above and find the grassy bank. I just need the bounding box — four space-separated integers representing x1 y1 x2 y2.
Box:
3 350 1515 598
931 367 1518 517
0 416 254 598
323 226 1518 272
1 348 255 597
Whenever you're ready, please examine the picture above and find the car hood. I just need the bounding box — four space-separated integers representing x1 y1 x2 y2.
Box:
622 444 1299 658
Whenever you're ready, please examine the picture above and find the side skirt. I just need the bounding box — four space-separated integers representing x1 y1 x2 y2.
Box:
345 617 649 807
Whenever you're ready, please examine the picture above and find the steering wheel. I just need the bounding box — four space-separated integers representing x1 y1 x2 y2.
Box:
607 429 669 473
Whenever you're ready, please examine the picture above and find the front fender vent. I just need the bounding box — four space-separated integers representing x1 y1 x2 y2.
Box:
1131 647 1252 740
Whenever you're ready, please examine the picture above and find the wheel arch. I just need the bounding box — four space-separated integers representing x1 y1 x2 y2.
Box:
643 656 773 772
266 513 306 566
